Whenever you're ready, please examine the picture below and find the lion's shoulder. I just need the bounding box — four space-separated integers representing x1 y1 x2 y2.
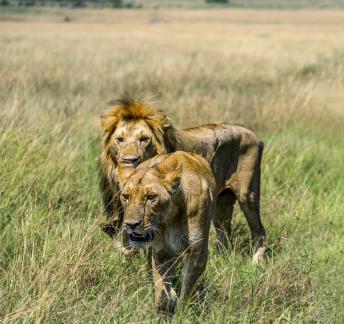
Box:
152 151 216 198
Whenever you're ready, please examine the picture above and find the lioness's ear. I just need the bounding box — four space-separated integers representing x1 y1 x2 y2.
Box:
164 164 183 192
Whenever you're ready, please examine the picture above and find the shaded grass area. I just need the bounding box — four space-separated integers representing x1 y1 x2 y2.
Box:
0 9 344 322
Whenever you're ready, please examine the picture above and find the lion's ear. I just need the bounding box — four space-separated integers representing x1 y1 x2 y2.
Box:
99 114 107 131
162 116 172 129
99 114 117 134
145 111 170 133
99 102 120 134
163 163 183 192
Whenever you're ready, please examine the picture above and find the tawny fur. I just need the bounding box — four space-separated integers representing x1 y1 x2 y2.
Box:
120 151 216 313
99 94 266 261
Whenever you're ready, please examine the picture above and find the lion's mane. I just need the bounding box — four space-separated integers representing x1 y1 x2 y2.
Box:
99 95 177 236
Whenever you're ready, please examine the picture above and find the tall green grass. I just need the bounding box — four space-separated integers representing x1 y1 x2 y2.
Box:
0 9 343 322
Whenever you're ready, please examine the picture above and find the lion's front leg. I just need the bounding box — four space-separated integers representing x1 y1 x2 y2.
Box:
179 201 213 305
152 251 177 314
114 229 134 256
179 241 208 304
101 214 134 255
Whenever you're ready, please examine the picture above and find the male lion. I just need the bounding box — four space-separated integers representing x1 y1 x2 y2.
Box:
120 151 216 313
99 95 265 262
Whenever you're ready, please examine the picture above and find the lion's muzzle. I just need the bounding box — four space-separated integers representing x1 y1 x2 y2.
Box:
119 156 140 167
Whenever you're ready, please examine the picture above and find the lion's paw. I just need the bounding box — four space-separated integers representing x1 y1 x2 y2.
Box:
252 246 266 265
112 239 135 256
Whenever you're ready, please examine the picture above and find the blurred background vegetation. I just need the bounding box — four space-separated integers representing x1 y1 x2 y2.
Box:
2 0 344 9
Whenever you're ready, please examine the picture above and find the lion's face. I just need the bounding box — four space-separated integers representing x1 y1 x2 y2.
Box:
121 168 179 249
108 119 157 167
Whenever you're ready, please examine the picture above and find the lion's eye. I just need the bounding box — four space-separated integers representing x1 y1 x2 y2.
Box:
122 194 129 201
139 136 149 142
147 194 157 202
116 137 124 143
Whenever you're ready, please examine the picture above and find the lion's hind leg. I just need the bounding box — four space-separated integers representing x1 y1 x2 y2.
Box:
213 189 236 251
237 142 266 264
238 197 265 264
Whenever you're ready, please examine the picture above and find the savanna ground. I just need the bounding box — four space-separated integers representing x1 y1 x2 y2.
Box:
0 8 344 323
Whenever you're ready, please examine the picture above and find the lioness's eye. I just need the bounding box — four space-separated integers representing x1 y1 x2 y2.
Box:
122 194 129 201
139 136 149 142
147 194 157 202
116 137 124 143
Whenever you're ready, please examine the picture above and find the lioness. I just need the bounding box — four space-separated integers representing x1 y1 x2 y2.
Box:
100 95 266 262
120 151 216 313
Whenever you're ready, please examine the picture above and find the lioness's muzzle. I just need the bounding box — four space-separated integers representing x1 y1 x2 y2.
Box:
128 230 154 248
124 220 142 231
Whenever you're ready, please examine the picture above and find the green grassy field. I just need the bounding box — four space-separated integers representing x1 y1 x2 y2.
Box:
0 8 344 323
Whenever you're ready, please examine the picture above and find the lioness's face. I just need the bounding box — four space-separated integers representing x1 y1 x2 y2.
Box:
109 120 156 167
121 170 174 249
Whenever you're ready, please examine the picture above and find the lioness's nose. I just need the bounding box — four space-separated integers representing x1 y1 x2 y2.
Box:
124 220 142 230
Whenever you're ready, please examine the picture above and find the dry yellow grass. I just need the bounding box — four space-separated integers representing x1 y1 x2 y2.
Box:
0 8 343 322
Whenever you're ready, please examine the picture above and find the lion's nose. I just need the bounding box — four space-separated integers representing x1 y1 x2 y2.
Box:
122 157 140 165
124 220 142 230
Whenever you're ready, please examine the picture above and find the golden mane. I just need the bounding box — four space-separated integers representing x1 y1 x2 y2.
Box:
100 94 176 162
101 95 168 132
